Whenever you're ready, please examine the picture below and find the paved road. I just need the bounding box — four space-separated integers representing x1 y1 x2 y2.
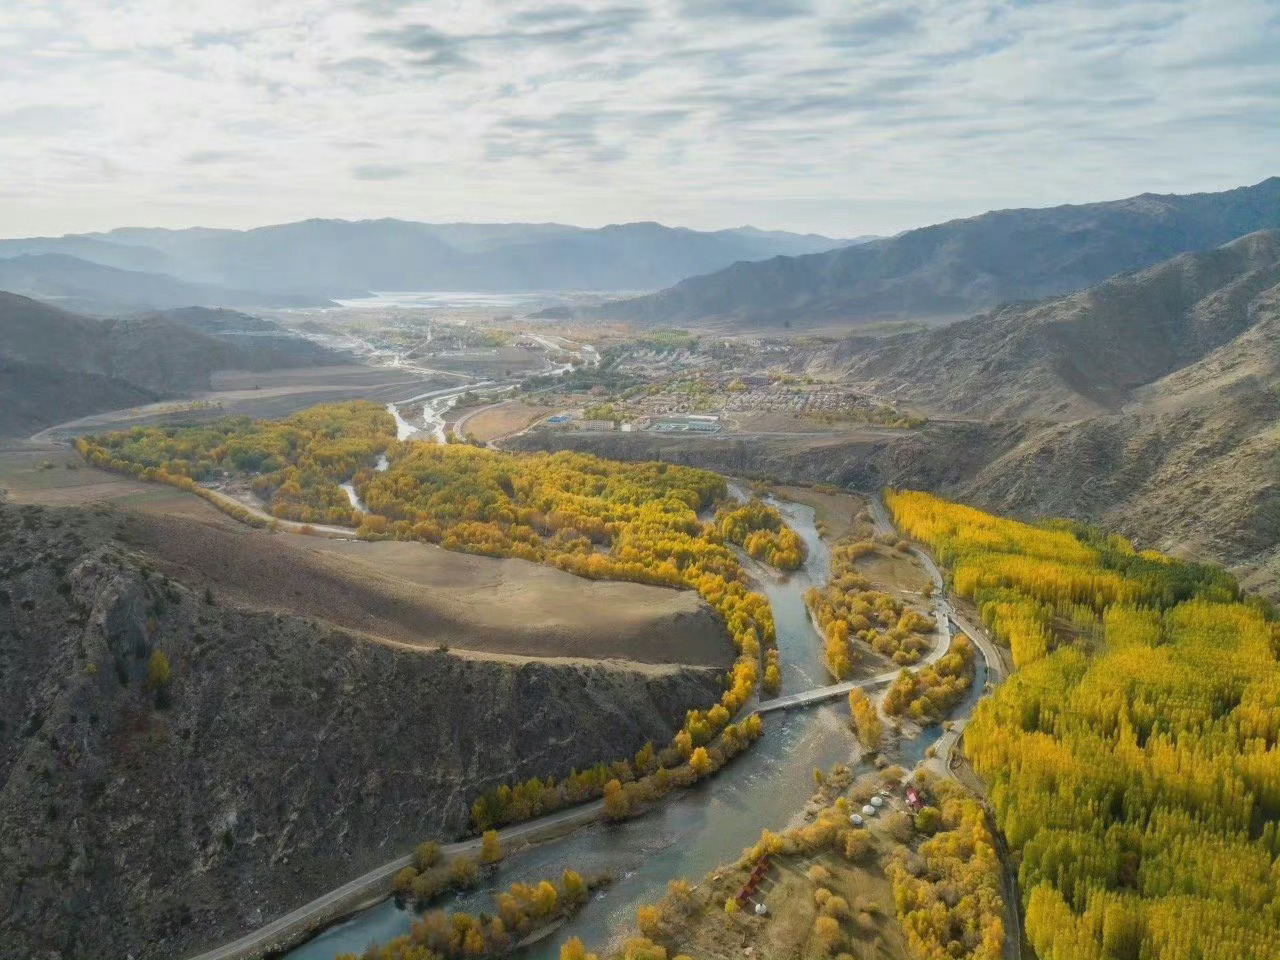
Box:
185 800 606 960
199 486 360 538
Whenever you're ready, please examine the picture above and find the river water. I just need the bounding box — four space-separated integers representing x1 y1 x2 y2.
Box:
285 496 967 960
286 499 864 959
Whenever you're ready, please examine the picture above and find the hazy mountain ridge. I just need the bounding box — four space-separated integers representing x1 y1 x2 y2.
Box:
599 177 1280 327
0 254 334 316
0 219 856 304
0 293 344 435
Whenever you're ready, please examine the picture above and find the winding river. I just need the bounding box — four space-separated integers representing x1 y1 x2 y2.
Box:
285 497 968 959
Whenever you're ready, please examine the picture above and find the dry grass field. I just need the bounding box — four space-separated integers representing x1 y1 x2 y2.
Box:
0 444 733 668
771 484 867 541
455 399 559 442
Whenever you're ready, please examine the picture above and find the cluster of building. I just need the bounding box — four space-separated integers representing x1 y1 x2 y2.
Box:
718 386 874 415
541 412 721 434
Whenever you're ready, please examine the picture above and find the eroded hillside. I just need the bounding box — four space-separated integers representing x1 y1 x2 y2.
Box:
831 230 1279 420
0 502 722 959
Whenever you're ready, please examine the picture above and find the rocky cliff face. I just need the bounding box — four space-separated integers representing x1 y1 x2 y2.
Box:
0 503 720 959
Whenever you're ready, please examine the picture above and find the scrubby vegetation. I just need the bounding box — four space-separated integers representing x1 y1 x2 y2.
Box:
882 634 976 723
806 537 935 678
888 792 1005 960
714 499 806 570
887 489 1280 960
847 687 883 750
392 849 486 905
342 868 603 960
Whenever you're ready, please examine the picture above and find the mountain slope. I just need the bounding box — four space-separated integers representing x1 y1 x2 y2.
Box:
0 359 158 437
840 232 1280 585
141 307 340 369
0 254 334 315
830 230 1280 420
600 177 1279 327
962 371 1278 593
60 219 854 294
0 293 345 434
0 502 718 959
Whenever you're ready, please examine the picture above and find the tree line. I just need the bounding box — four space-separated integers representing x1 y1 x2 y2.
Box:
340 867 602 960
887 489 1280 960
77 401 396 528
714 498 806 571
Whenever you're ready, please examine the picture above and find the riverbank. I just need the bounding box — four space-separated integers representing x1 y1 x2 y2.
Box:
279 488 982 960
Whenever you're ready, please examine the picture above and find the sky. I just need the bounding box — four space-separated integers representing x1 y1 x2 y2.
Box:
2 0 1277 239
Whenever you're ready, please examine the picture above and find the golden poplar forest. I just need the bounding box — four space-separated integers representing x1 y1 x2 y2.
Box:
805 537 935 679
76 402 783 825
713 498 806 570
886 490 1280 960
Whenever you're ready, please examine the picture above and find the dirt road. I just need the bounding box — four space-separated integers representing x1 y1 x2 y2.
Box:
184 800 606 960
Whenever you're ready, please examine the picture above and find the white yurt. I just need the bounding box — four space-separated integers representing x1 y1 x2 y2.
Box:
870 795 885 808
862 804 877 817
849 814 864 827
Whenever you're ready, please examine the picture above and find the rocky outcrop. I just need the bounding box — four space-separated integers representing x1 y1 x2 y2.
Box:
0 504 720 959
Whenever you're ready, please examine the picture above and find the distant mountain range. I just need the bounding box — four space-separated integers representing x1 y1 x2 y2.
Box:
0 294 342 436
0 220 859 315
0 254 334 317
599 177 1279 327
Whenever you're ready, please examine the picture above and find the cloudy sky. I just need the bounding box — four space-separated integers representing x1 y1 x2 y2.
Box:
2 0 1276 238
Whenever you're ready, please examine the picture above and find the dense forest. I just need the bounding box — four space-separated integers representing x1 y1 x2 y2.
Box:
77 401 396 527
805 537 935 679
886 490 1280 960
714 498 806 570
79 402 794 828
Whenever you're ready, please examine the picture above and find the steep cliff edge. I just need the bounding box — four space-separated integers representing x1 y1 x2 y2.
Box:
0 503 721 959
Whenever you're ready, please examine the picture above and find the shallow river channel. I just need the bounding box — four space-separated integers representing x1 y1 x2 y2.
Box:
286 497 956 959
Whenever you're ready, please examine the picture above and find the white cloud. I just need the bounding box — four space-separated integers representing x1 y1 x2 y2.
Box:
0 0 1275 237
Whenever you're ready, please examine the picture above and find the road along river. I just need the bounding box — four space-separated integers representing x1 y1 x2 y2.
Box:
283 497 980 960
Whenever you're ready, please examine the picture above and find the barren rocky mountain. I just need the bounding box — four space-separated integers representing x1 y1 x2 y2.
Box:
0 501 721 959
828 230 1280 420
599 177 1278 328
